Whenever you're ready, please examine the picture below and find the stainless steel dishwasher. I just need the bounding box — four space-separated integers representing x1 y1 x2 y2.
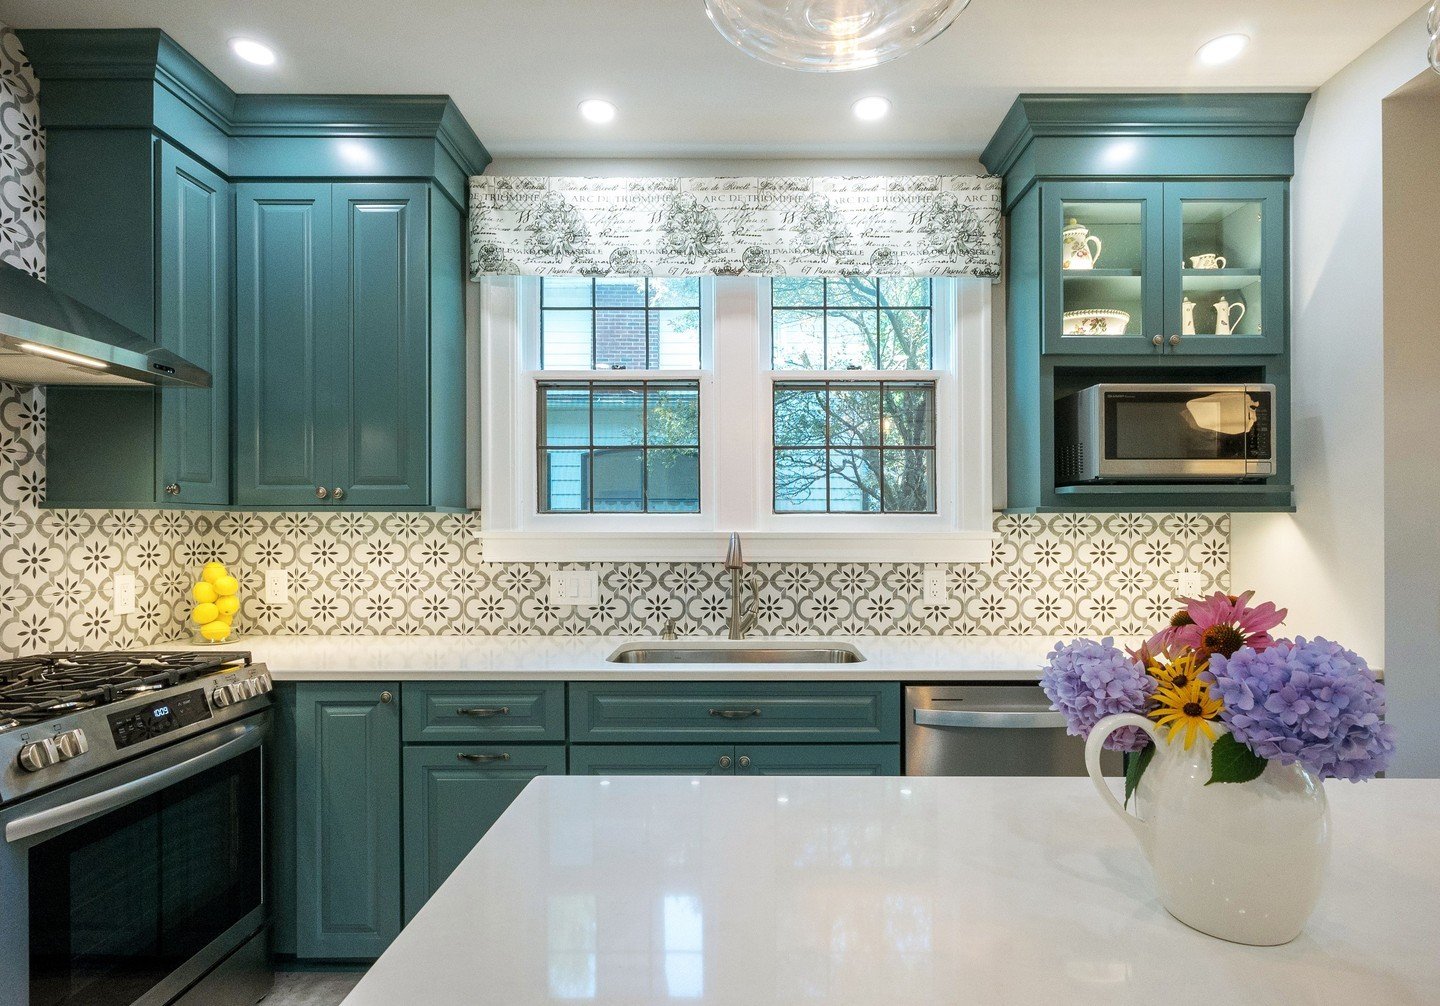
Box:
905 684 1122 776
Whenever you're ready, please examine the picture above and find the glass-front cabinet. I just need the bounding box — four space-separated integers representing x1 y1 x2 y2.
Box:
1042 181 1284 357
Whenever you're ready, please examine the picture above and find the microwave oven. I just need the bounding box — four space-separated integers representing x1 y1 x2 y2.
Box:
1056 383 1276 483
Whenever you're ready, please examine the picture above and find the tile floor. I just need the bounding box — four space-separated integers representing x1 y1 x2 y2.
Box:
262 971 366 1005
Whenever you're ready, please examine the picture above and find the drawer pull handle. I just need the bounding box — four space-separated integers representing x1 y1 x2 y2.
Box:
457 752 510 763
457 706 510 718
709 708 762 719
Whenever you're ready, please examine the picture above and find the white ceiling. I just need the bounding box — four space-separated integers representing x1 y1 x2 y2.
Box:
1 0 1424 160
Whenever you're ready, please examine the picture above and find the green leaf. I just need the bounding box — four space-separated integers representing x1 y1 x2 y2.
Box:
1206 733 1268 785
1124 743 1155 808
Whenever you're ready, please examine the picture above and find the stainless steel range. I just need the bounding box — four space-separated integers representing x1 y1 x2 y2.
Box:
0 650 274 1006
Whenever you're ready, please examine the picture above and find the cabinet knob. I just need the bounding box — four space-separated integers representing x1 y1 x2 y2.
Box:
1169 334 1182 347
1151 335 1164 347
718 755 732 769
315 486 329 499
380 690 393 704
738 755 751 769
332 487 345 500
164 483 181 496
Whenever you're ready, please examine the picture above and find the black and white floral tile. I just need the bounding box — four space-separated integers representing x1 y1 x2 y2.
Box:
0 24 1230 654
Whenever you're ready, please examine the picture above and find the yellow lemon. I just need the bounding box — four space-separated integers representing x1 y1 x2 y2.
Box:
213 574 240 597
192 582 217 604
200 620 230 642
191 602 219 625
201 561 228 584
215 610 233 624
216 595 240 616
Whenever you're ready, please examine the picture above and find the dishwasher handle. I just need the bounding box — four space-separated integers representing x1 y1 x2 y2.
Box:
913 707 1068 730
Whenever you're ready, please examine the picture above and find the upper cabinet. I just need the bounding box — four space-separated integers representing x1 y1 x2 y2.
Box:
21 28 487 511
981 94 1309 513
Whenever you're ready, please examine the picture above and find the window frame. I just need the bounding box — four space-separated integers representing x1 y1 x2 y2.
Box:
476 275 994 563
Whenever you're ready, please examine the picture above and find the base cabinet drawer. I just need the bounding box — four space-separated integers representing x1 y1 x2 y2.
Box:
569 744 736 776
568 682 901 743
402 744 565 920
402 682 565 742
570 743 900 777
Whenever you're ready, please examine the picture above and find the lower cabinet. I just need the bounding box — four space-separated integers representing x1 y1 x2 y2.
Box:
570 743 900 776
402 744 566 921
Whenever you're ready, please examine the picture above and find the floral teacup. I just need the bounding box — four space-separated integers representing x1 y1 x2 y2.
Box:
1189 253 1227 270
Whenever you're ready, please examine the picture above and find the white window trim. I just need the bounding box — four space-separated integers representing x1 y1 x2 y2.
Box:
476 275 995 563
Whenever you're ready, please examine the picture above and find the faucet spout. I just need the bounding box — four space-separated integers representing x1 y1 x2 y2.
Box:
723 531 744 570
723 532 755 639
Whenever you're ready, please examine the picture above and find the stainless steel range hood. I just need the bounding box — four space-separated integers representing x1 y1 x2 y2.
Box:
0 262 211 388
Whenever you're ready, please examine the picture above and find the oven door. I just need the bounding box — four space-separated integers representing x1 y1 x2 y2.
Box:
1099 385 1274 480
1 712 269 1006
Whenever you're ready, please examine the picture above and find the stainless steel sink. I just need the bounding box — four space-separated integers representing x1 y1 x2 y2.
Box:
606 641 866 664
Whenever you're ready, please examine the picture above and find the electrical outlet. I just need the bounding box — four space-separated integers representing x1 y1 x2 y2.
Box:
112 572 136 616
1166 568 1207 597
922 565 947 604
264 568 291 606
548 570 599 607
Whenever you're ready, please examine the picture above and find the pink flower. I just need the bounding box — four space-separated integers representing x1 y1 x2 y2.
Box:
1163 590 1286 659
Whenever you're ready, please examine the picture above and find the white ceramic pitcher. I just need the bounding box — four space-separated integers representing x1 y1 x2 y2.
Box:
1062 219 1102 270
1085 714 1331 946
1214 297 1246 336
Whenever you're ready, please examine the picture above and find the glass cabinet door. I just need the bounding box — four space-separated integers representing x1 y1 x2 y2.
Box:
1162 182 1285 355
1042 182 1165 355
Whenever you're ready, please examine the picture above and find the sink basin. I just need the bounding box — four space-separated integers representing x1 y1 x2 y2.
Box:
606 641 866 664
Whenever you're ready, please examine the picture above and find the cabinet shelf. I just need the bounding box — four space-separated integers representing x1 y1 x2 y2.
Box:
1062 268 1141 279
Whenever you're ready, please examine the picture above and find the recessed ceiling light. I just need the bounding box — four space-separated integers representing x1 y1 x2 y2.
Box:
230 37 276 66
578 98 617 124
852 95 891 121
1197 33 1249 66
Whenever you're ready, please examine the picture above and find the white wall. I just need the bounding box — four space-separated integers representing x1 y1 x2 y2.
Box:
1381 72 1440 777
1231 6 1429 666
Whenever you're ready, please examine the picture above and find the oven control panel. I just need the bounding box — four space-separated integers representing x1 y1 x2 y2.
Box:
108 689 212 749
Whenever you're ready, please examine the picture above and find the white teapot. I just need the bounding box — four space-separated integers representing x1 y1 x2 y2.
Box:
1062 218 1102 270
1214 297 1246 336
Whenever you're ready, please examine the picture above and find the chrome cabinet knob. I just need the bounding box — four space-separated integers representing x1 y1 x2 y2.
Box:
332 487 345 500
314 486 328 499
718 755 732 769
380 690 393 704
1169 334 1182 347
1151 335 1163 347
164 483 181 496
738 755 751 769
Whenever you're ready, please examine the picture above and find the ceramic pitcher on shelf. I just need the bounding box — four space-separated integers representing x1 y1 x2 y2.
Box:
1085 714 1330 947
1062 218 1102 270
1214 297 1246 335
1181 298 1197 336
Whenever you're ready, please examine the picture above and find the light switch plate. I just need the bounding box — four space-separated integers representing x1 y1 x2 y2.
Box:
264 568 290 606
922 565 947 604
549 570 599 607
112 572 136 616
1165 568 1207 597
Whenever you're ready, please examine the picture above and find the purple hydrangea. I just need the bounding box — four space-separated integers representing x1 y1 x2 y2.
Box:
1206 637 1396 782
1040 638 1156 752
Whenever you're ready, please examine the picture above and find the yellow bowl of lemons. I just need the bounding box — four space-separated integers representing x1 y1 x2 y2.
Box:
190 560 240 642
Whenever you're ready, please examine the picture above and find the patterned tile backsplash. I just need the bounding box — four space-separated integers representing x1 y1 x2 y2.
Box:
0 24 1230 655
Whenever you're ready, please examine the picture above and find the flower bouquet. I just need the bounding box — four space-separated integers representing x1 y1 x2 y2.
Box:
1040 591 1395 945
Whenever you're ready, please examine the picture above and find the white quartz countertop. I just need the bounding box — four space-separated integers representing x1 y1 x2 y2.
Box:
165 634 1097 681
344 776 1439 1005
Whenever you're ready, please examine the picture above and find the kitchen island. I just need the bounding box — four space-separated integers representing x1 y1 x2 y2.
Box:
341 776 1438 1005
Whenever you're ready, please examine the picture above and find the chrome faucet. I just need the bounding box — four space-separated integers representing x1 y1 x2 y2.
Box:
723 532 758 639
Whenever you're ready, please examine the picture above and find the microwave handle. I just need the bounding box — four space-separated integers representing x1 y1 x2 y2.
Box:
5 719 266 846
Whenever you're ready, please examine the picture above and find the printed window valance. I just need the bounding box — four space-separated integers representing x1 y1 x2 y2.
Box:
467 175 1002 279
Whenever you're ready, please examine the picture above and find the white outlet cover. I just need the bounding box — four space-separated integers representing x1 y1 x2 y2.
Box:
549 570 599 607
264 568 291 606
922 565 947 605
1165 569 1207 597
112 572 136 616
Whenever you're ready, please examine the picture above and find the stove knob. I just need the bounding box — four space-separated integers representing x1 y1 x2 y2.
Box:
211 685 235 708
253 674 273 694
18 737 61 773
54 729 89 761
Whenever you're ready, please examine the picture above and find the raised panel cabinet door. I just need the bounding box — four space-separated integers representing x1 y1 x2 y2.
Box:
567 744 738 776
734 744 901 776
235 182 331 505
156 142 231 505
327 183 430 506
294 683 401 959
402 744 566 921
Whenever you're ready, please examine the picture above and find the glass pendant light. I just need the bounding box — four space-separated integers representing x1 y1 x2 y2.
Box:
1429 2 1440 74
704 0 974 72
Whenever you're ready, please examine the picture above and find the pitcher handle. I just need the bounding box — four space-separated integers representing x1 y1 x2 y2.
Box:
1085 713 1162 841
1230 301 1245 328
1214 255 1227 269
1086 234 1103 266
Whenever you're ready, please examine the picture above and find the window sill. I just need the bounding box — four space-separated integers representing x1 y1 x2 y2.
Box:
478 531 996 564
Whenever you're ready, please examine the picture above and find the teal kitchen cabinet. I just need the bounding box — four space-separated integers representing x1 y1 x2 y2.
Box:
401 681 566 743
571 743 900 777
402 744 566 920
292 683 402 959
235 181 442 508
980 93 1308 513
569 744 739 775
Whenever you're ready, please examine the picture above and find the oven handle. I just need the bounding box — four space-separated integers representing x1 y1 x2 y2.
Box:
5 719 266 845
913 707 1068 729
